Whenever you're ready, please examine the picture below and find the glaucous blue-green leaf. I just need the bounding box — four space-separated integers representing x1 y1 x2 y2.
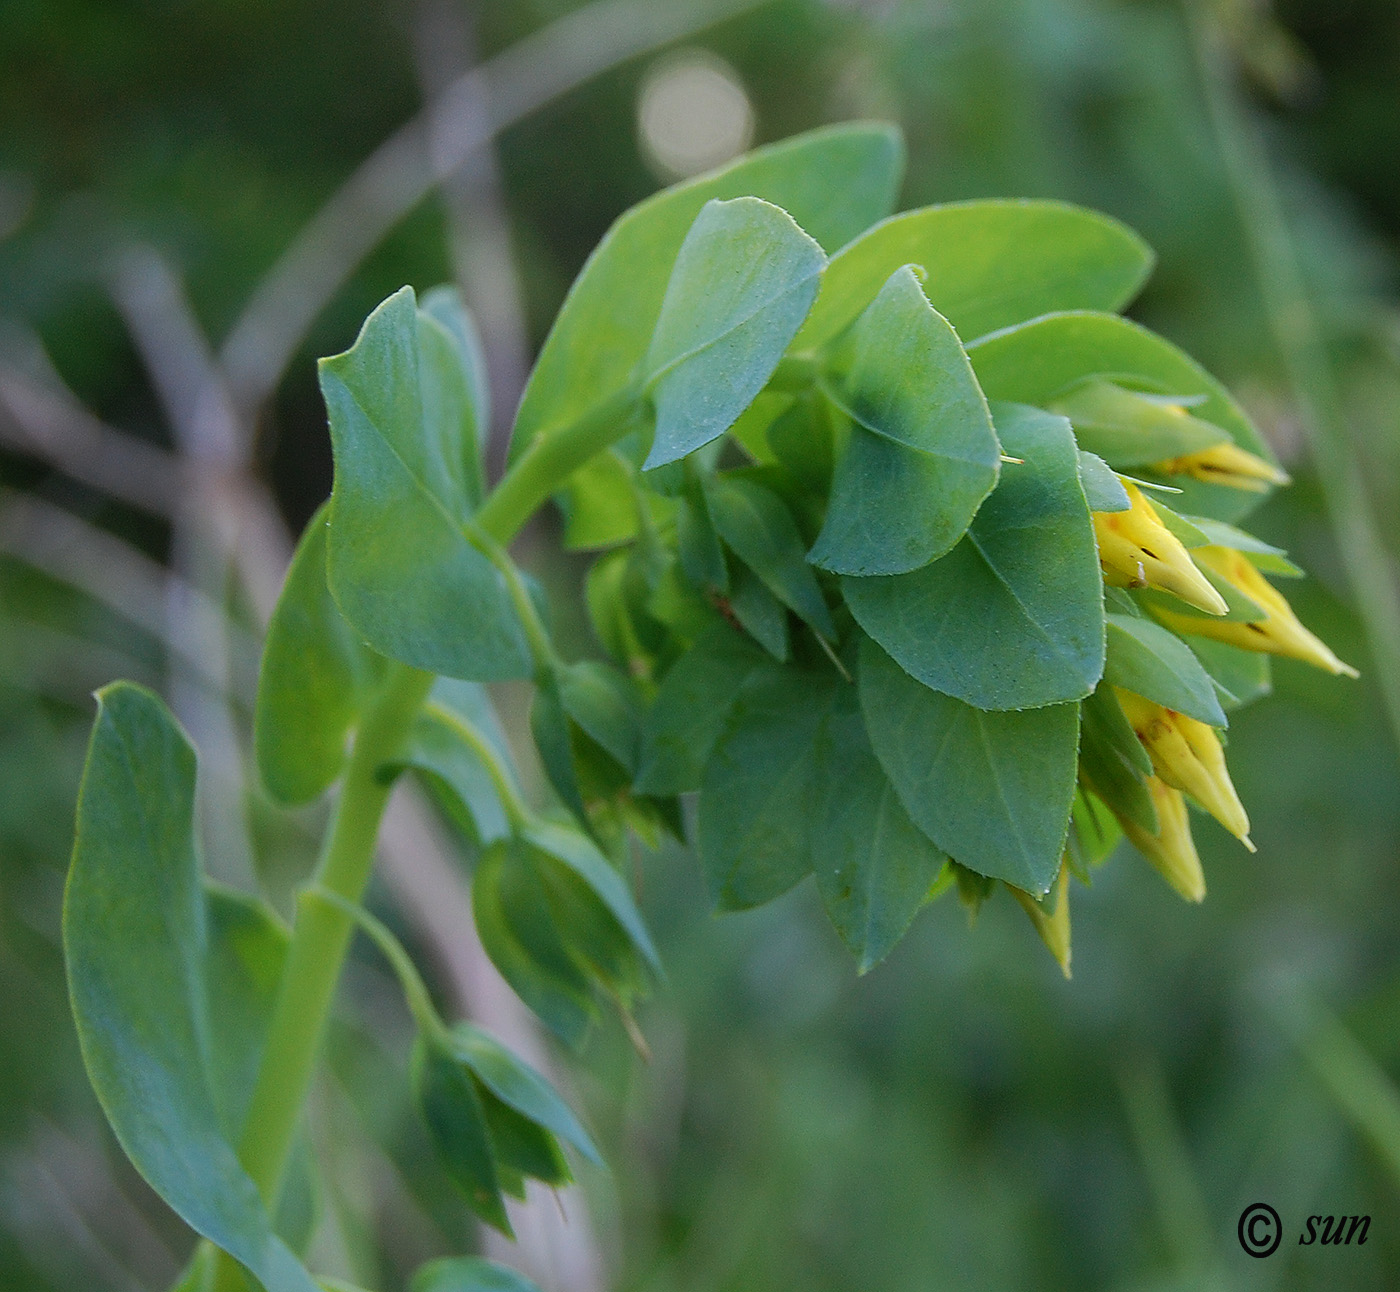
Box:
510 123 903 461
634 620 773 795
412 1257 544 1292
391 701 512 847
697 668 839 910
419 284 489 510
523 821 660 978
472 840 596 1049
705 477 834 636
808 266 1000 576
203 885 289 1137
676 489 728 591
843 403 1103 710
794 199 1153 352
255 502 386 805
1047 378 1229 468
413 1034 510 1233
443 1023 601 1166
64 683 319 1292
729 565 789 660
1190 637 1272 710
1104 614 1227 726
320 286 530 679
966 311 1272 522
530 671 588 823
811 687 946 971
1078 684 1157 835
1077 451 1130 512
642 198 825 469
859 641 1078 892
558 660 643 774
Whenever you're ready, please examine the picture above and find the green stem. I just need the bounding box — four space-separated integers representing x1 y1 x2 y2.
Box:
214 664 431 1292
422 699 532 829
305 887 447 1041
474 385 642 545
1188 6 1400 752
215 389 636 1289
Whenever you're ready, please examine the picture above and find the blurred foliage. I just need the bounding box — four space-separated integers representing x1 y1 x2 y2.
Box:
1 0 1398 1289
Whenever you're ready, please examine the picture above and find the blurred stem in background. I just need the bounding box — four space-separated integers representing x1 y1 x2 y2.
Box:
1188 0 1400 753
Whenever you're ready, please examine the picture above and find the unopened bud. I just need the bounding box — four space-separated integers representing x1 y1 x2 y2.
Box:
1150 441 1290 493
1116 776 1206 902
1149 545 1359 678
1093 480 1229 616
1114 688 1253 848
1008 862 1072 979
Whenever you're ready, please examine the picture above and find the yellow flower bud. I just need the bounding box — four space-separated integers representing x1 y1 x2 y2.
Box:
1149 545 1359 678
1008 862 1071 979
1092 480 1229 616
1151 441 1291 493
1114 688 1253 849
1116 776 1206 903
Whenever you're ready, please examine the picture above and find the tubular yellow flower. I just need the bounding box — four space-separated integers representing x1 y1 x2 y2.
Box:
1151 441 1291 493
1092 480 1229 615
1149 545 1360 678
1114 687 1253 849
1008 862 1071 979
1115 776 1206 903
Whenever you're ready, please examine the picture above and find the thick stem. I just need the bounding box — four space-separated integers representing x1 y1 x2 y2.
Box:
211 666 432 1292
215 393 634 1289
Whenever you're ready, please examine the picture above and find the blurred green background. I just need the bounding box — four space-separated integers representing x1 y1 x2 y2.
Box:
2 0 1399 1289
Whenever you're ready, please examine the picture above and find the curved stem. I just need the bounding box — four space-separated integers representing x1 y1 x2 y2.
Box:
474 385 642 544
305 886 447 1041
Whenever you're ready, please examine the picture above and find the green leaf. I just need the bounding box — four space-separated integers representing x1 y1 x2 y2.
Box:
510 123 903 461
1103 614 1227 726
393 702 513 847
522 820 661 976
472 841 596 1050
1189 637 1272 710
811 687 947 971
966 311 1272 522
795 198 1153 352
419 284 490 511
728 565 789 660
643 197 825 469
203 885 289 1138
444 1023 602 1166
558 660 643 774
676 489 728 592
321 286 530 679
413 1034 510 1234
808 266 1000 576
1078 450 1130 512
1070 789 1123 871
705 477 834 636
859 640 1078 892
1048 378 1230 468
255 503 386 805
530 671 588 823
1078 684 1159 834
634 620 773 795
411 1257 544 1292
843 403 1103 710
697 668 839 909
64 683 319 1292
1182 516 1304 576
